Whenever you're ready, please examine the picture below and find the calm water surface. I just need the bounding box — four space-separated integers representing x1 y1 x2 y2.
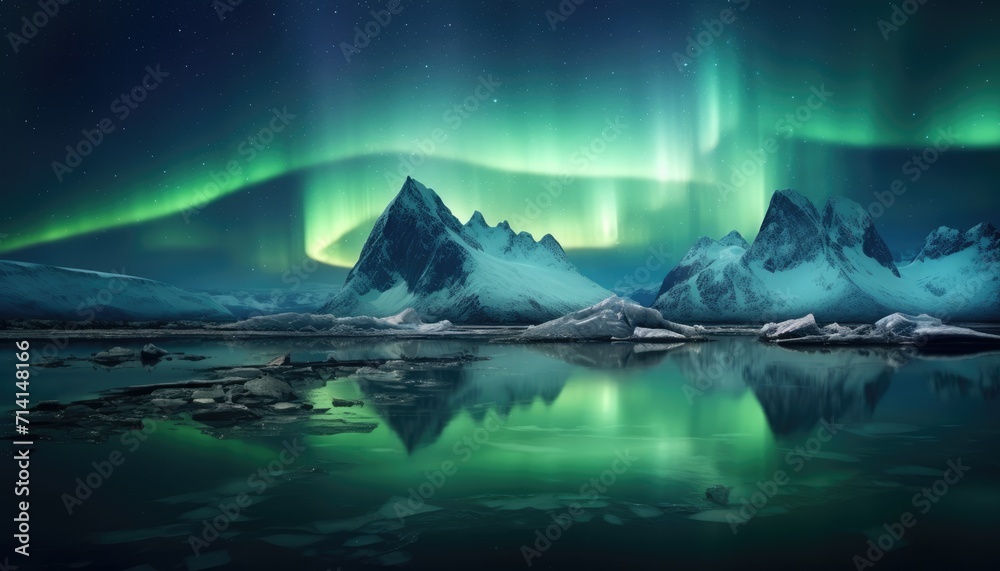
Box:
9 335 1000 570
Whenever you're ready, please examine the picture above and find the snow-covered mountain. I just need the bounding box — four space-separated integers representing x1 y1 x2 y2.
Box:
0 260 234 321
320 177 611 324
653 190 1000 323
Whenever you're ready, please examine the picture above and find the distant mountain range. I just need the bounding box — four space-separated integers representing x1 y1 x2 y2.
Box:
1 181 995 326
0 260 233 322
320 177 610 324
651 189 999 323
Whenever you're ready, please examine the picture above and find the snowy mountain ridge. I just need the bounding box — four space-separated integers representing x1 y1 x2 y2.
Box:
321 177 611 324
654 190 999 323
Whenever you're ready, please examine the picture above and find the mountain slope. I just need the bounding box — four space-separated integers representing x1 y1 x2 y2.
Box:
321 177 610 324
0 260 234 321
653 190 999 322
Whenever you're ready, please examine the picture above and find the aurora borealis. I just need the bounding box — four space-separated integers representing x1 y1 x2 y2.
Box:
1 0 997 288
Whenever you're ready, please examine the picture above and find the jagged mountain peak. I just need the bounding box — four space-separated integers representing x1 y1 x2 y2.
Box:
322 179 609 324
744 189 825 272
466 210 489 229
821 196 899 277
915 226 968 261
915 222 1000 262
719 230 750 249
654 188 999 322
967 222 999 244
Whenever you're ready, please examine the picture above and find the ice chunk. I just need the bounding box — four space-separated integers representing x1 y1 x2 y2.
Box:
760 312 1000 345
216 309 453 333
760 314 823 340
520 296 699 341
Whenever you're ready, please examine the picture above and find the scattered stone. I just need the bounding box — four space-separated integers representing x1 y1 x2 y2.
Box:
271 402 301 412
92 347 137 364
193 398 218 405
141 343 169 359
225 368 265 379
152 398 187 408
191 406 260 424
266 354 292 367
331 398 364 408
191 385 226 401
225 385 249 404
244 376 293 400
150 388 194 400
705 485 732 506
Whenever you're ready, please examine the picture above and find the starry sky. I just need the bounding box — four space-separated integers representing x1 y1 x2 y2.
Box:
0 0 997 289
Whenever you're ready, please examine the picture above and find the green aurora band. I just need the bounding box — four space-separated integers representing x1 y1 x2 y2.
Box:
4 39 998 270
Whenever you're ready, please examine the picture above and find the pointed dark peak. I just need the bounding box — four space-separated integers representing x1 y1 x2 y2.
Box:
538 233 570 262
745 189 825 272
539 233 563 250
719 231 749 249
692 236 717 250
966 222 999 242
466 210 488 228
821 196 899 277
398 176 437 202
516 230 535 241
772 189 820 217
915 226 969 261
497 220 513 233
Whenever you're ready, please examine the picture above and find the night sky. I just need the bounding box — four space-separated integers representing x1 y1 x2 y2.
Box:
1 0 997 289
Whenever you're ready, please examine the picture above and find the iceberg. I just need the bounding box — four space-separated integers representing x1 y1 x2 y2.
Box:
216 308 453 333
760 312 1000 345
518 296 701 341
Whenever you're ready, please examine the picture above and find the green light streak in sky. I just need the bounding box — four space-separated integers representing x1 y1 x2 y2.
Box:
3 43 998 267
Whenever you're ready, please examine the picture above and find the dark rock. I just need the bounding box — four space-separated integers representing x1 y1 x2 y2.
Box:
191 385 226 401
141 343 169 359
191 407 260 423
331 398 364 408
92 347 137 364
705 485 732 506
244 376 293 400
